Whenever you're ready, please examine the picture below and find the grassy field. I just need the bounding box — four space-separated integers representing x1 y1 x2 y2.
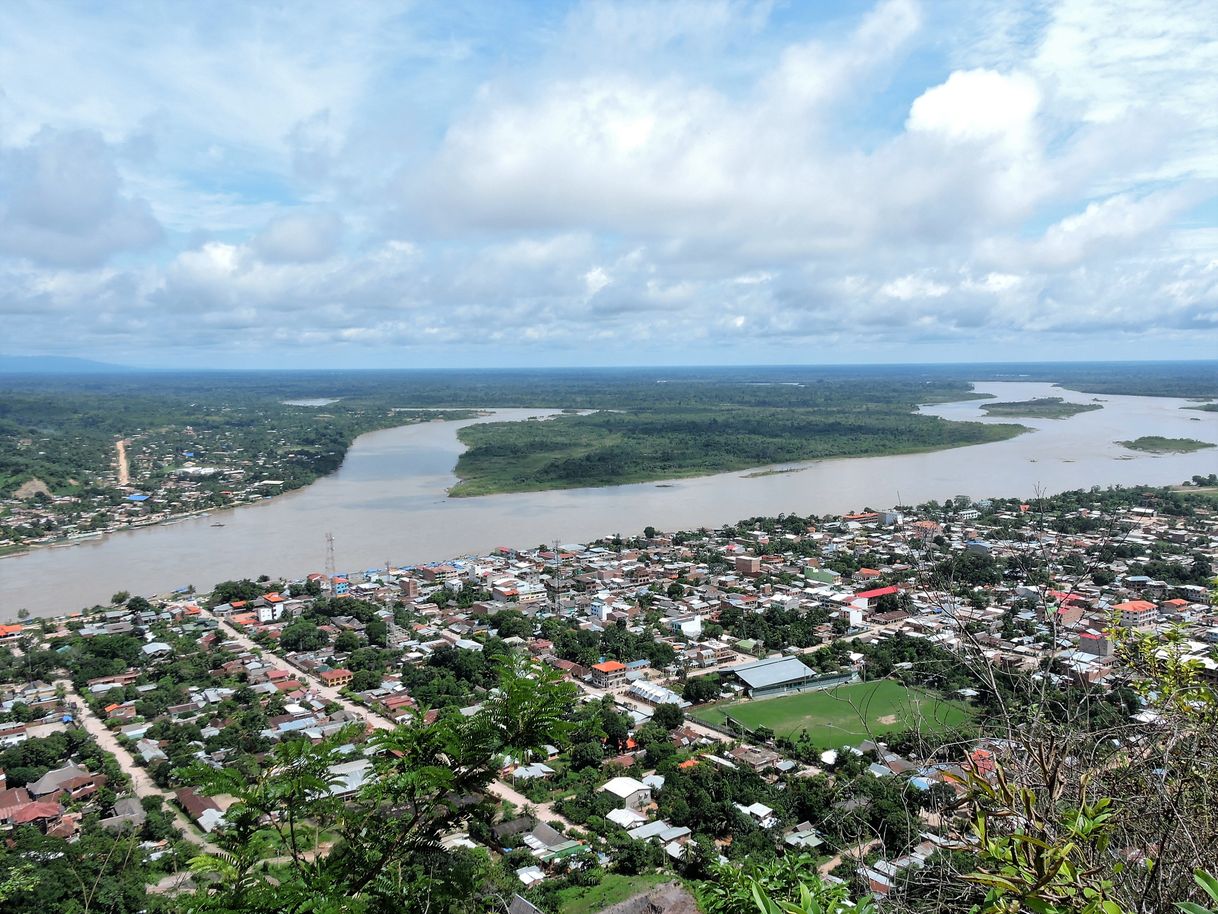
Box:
690 680 974 747
1117 436 1216 454
980 397 1102 419
553 873 674 914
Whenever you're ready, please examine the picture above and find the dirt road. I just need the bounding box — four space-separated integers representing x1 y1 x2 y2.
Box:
115 439 131 486
60 678 219 853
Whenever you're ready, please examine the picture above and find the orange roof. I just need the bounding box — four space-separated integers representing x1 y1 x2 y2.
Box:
592 660 626 673
678 758 700 769
230 601 247 609
0 624 24 637
1113 600 1156 612
104 703 121 712
265 593 284 603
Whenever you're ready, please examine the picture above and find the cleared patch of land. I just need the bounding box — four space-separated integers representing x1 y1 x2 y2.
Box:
980 397 1102 419
13 477 51 499
689 680 974 747
1117 436 1216 454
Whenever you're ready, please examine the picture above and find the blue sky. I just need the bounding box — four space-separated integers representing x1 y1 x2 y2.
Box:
0 0 1215 368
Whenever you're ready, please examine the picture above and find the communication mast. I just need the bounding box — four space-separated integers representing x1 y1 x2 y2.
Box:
325 532 336 582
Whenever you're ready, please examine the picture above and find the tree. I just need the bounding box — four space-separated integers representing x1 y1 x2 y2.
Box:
651 702 685 731
569 740 605 771
697 854 871 914
350 669 382 692
126 595 153 613
280 620 327 653
110 591 129 605
365 618 388 647
181 659 578 913
683 675 721 704
333 630 361 654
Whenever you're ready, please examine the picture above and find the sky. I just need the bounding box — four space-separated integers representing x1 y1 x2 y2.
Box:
0 0 1215 369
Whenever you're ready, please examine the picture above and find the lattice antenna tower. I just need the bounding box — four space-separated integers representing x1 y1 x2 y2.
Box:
325 532 336 582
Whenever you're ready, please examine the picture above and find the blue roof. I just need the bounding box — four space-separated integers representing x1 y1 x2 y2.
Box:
126 494 149 502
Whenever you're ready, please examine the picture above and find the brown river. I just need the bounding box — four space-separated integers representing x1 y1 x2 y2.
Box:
2 382 1215 618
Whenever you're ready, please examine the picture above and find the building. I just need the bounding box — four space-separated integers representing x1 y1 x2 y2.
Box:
735 555 762 576
727 656 825 698
628 680 690 708
598 775 652 811
590 660 627 689
319 668 353 688
1112 600 1157 629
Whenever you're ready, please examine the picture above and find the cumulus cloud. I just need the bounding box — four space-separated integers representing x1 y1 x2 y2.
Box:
0 0 1215 364
253 211 343 263
0 128 162 267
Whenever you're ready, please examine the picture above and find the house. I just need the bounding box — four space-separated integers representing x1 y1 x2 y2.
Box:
728 744 781 771
27 763 90 798
11 800 64 832
735 801 778 829
175 786 223 829
100 797 147 833
0 786 32 824
784 822 825 850
598 775 652 811
590 660 627 689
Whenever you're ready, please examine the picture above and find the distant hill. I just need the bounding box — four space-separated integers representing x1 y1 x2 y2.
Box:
0 354 132 373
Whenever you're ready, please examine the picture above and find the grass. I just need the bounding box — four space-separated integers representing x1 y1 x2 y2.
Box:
1117 436 1216 454
979 397 1102 419
690 680 975 747
554 873 674 914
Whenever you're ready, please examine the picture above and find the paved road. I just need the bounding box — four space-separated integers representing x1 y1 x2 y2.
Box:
60 678 219 854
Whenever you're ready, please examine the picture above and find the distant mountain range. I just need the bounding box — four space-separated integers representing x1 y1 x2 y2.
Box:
0 354 134 373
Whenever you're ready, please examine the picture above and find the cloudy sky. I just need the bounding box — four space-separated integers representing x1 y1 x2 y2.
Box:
0 0 1215 368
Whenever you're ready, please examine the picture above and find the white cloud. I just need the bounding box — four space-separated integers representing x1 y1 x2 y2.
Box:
253 212 343 263
0 0 1216 363
907 69 1040 149
0 128 162 267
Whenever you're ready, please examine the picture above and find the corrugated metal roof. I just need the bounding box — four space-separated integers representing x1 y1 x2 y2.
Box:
728 656 816 689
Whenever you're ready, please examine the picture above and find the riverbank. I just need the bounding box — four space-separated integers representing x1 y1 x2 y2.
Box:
2 383 1215 618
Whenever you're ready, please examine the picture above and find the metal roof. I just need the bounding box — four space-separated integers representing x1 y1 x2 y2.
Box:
728 656 817 690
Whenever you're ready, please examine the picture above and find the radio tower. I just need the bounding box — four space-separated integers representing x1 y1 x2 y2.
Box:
325 533 336 584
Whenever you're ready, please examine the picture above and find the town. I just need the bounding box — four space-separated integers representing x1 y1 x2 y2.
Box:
0 402 476 555
0 483 1215 911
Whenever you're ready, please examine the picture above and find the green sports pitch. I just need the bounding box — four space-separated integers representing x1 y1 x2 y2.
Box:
689 680 974 747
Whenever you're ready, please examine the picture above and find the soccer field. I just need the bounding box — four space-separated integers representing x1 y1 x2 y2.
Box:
690 680 974 747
